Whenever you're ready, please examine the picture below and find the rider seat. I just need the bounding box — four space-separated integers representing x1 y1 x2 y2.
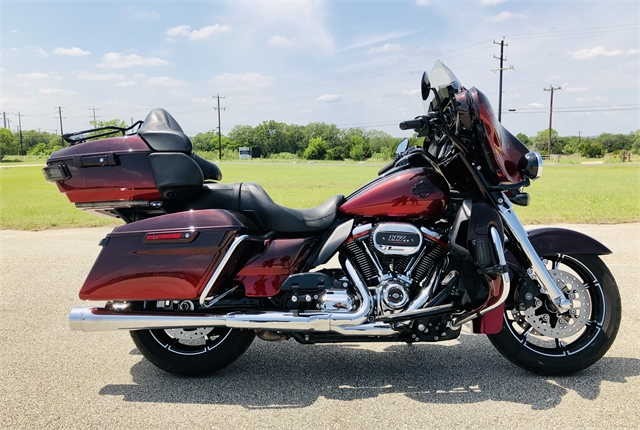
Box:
188 182 344 233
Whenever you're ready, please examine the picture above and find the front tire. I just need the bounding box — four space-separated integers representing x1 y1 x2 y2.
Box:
131 327 255 376
488 254 621 376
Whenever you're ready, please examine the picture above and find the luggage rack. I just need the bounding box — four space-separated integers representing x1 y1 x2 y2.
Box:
63 121 143 145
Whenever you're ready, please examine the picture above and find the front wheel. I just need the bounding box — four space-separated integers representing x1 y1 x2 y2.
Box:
131 327 255 376
488 254 621 376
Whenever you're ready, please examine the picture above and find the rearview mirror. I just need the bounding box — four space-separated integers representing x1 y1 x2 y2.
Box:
421 71 431 101
396 138 409 154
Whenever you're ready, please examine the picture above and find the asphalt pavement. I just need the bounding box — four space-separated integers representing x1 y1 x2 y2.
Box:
1 224 639 429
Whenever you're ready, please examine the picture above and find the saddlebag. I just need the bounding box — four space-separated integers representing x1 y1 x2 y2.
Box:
79 210 258 301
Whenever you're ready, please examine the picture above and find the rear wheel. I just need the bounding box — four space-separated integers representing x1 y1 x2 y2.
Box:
131 327 255 376
488 254 621 376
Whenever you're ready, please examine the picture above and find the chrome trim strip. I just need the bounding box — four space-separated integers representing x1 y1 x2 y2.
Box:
75 200 149 209
199 235 248 306
479 226 511 316
534 151 543 180
499 196 571 311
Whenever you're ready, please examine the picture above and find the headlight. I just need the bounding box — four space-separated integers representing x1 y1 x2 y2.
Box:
518 151 543 180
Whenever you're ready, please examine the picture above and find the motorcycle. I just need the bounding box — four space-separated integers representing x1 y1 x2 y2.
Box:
44 60 621 376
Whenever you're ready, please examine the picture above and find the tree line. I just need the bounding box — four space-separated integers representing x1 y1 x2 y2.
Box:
1 117 638 161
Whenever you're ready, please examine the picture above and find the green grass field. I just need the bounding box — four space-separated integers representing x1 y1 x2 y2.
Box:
0 163 638 230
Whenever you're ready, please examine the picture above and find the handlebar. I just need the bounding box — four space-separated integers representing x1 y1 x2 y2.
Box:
399 118 425 131
378 159 396 176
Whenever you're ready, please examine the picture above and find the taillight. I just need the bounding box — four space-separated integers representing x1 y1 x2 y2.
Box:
144 231 198 244
42 164 71 182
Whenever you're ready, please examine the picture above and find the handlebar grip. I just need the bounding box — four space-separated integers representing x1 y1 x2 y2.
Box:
378 159 396 176
399 118 424 130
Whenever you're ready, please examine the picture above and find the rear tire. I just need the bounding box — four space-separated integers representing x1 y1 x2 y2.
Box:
131 327 255 376
487 254 621 376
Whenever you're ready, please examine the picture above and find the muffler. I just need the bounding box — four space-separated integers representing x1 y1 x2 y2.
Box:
69 259 396 337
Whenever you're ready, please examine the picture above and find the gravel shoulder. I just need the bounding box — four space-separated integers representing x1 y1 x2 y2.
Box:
1 224 639 429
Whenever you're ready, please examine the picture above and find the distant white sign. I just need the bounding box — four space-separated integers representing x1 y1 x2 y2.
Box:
239 147 250 160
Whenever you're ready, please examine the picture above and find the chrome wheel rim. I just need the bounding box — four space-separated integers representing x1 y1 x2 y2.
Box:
505 255 605 357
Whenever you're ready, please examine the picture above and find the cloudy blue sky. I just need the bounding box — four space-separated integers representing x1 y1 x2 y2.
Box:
1 0 638 139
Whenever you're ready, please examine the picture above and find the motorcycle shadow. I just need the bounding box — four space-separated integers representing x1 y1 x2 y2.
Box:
100 334 640 410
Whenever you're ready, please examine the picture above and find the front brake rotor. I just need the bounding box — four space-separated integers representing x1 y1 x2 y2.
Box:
524 269 590 338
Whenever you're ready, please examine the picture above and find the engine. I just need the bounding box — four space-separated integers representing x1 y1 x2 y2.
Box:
342 222 447 316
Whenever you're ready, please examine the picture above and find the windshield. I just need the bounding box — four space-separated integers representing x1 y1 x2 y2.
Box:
423 60 463 113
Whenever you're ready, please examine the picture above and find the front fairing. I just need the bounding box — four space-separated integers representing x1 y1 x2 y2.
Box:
469 88 529 184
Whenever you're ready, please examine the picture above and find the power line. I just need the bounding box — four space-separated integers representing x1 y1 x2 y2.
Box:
55 107 65 146
89 106 100 127
543 86 561 156
213 94 226 160
492 37 513 123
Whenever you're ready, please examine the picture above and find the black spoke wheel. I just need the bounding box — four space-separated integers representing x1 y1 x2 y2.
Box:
487 253 621 376
131 327 255 376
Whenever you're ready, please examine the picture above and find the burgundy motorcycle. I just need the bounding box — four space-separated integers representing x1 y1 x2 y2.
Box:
45 61 621 376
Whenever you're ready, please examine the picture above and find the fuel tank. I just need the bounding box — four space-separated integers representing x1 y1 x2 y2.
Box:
339 167 449 219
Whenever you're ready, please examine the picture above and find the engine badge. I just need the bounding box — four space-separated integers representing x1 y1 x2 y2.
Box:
373 223 423 255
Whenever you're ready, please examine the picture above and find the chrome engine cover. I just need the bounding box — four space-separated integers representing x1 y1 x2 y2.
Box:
318 289 355 313
373 223 423 256
379 278 411 311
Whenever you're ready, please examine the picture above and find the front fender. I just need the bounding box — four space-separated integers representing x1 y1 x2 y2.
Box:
525 227 611 256
477 227 610 335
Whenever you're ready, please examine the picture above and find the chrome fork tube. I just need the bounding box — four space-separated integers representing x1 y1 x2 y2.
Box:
498 196 571 311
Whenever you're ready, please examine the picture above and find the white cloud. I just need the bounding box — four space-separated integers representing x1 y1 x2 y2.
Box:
52 47 89 56
528 103 545 108
231 2 334 53
134 10 160 20
39 88 77 95
564 86 588 93
367 44 402 55
35 48 49 58
145 76 190 87
116 81 137 87
481 0 506 5
18 72 51 79
2 48 20 56
342 30 417 52
208 72 274 91
133 73 147 79
626 48 639 55
416 0 429 6
166 24 231 41
572 46 623 59
269 35 297 49
76 73 126 81
487 12 528 22
403 89 420 96
97 52 169 68
11 29 18 33
317 94 341 103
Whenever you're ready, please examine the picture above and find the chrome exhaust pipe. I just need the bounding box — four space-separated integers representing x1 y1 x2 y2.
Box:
69 259 397 336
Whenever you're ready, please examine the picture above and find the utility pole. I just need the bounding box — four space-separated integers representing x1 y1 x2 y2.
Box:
56 106 65 145
2 112 6 129
131 117 134 126
543 86 561 157
89 106 100 127
492 38 513 123
18 112 24 155
213 94 226 160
